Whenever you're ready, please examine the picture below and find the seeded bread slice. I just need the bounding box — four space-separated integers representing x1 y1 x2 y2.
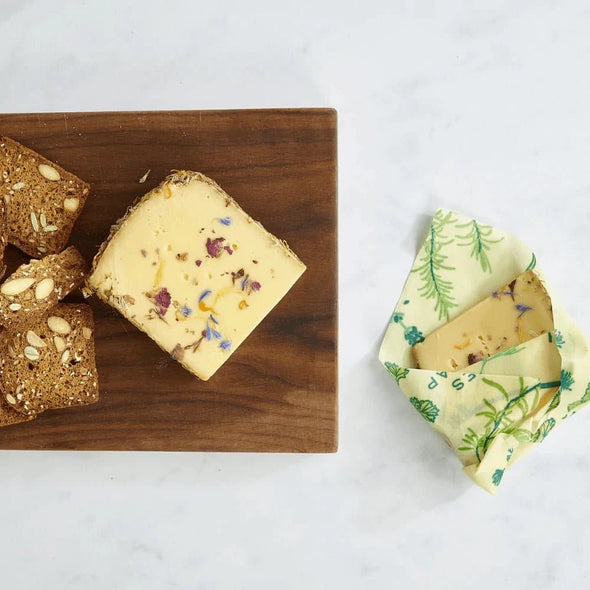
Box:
0 303 99 417
0 198 7 279
0 397 35 427
0 246 87 332
0 136 90 258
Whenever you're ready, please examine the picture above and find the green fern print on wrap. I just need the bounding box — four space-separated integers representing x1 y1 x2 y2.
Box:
456 220 503 273
525 252 537 271
478 345 525 374
411 210 458 321
458 376 561 463
409 397 440 423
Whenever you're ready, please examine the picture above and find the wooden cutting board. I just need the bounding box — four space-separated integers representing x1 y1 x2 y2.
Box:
0 109 337 452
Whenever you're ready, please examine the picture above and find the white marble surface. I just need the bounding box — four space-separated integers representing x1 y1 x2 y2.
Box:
1 1 590 588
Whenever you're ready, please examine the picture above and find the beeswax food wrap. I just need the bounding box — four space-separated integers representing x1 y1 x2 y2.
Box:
379 209 590 493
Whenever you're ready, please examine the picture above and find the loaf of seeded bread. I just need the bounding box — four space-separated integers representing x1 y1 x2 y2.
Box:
0 246 87 332
0 303 99 417
0 136 90 258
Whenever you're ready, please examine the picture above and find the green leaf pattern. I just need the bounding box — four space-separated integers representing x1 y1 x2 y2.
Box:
409 397 440 423
382 209 590 491
554 330 565 349
411 210 458 321
567 382 590 414
525 252 537 271
460 376 561 465
478 345 525 374
390 311 424 346
384 362 409 384
532 418 556 442
546 390 561 412
561 370 575 391
456 220 503 273
492 469 504 486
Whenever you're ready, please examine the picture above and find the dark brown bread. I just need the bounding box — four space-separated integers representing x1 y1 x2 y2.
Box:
0 198 7 279
0 136 89 258
0 397 35 428
0 246 87 332
0 303 99 417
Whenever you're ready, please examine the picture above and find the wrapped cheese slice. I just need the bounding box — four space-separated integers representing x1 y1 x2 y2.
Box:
379 208 590 493
412 270 554 372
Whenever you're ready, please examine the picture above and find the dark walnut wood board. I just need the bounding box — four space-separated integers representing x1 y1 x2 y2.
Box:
0 109 337 452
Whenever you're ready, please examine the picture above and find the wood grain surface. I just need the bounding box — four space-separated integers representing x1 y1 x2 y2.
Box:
0 109 337 452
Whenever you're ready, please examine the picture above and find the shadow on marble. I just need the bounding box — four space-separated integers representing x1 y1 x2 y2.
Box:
410 211 433 253
341 343 472 531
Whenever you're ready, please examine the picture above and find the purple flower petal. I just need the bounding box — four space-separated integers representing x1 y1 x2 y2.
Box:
206 237 226 257
154 288 171 315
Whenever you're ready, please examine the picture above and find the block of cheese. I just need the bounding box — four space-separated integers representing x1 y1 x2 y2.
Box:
88 171 306 380
412 270 554 371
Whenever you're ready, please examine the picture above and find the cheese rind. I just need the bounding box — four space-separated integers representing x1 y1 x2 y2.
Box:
412 270 554 372
88 171 306 380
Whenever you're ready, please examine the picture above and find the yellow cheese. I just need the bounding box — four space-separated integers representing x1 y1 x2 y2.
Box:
88 171 306 380
412 270 554 371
